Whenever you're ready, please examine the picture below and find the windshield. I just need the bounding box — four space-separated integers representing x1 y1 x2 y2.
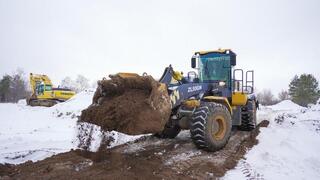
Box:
198 56 230 83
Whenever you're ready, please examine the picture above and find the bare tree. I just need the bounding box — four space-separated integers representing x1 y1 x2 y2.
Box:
257 89 279 106
278 90 289 101
60 75 90 93
75 75 90 92
60 76 77 91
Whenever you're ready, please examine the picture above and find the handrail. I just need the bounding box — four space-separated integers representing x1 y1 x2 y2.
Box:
233 69 244 93
245 70 254 94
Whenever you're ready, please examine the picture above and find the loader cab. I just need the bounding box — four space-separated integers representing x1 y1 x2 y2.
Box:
191 49 236 90
191 49 255 101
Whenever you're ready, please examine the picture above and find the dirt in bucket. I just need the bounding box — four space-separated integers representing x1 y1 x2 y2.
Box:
79 74 171 135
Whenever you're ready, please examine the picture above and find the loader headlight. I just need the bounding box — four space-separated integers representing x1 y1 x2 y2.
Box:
219 81 226 87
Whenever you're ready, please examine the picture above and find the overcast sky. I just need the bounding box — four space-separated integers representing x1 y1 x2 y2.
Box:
0 0 319 94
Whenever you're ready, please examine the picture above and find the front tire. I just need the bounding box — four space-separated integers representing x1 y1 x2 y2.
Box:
190 102 232 152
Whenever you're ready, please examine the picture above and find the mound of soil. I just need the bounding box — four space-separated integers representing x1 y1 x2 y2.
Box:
80 74 171 135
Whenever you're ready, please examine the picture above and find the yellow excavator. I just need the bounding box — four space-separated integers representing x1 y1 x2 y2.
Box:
27 73 76 107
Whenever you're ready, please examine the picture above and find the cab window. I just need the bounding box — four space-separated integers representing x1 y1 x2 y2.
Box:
199 56 230 82
45 85 52 91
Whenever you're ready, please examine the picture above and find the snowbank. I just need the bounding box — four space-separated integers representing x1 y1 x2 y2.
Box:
0 103 77 164
309 98 320 111
51 89 95 119
268 100 305 111
224 100 320 179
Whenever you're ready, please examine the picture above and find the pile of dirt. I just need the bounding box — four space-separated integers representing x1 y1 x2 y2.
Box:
0 164 16 177
80 74 171 135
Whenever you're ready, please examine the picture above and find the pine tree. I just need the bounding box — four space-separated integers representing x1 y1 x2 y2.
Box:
0 69 28 103
289 74 320 107
0 75 12 102
10 72 28 102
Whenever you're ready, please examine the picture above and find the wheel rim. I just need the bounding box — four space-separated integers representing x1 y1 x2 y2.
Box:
212 115 227 140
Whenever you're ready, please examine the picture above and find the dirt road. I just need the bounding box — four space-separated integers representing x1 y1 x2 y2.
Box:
0 121 269 180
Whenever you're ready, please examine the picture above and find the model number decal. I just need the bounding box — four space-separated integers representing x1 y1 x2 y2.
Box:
187 85 202 93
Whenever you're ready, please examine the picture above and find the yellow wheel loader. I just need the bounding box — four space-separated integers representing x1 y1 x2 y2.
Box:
84 49 258 152
154 49 258 151
27 73 76 107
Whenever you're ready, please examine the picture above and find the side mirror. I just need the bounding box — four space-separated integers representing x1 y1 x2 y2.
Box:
230 54 236 66
191 57 196 68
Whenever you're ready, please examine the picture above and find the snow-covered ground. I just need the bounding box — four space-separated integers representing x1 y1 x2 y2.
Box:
1 93 320 179
0 100 77 164
0 89 143 164
224 100 320 180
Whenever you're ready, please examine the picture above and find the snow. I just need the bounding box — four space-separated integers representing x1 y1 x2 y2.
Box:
224 100 320 180
165 150 202 165
2 93 320 179
0 103 76 164
75 122 146 152
268 99 305 111
52 89 95 119
0 89 144 164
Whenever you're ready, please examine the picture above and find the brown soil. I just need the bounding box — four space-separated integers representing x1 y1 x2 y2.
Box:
1 120 269 180
80 75 171 135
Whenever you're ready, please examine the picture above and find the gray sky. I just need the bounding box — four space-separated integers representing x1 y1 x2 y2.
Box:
0 0 319 94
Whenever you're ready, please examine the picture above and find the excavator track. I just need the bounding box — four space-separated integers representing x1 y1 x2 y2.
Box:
28 99 59 107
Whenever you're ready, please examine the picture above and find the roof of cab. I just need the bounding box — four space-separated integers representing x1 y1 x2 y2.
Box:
195 49 236 55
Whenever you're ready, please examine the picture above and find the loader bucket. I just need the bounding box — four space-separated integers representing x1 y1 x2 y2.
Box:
79 73 171 135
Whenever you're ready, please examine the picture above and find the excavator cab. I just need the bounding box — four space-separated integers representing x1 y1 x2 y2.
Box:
35 82 52 95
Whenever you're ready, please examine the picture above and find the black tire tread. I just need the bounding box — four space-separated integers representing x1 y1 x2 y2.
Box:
190 102 232 152
239 100 256 131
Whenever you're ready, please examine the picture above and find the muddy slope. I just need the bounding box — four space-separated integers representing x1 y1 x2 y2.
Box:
1 121 269 180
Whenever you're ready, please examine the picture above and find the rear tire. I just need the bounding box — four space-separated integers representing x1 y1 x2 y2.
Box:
190 102 232 152
239 100 257 131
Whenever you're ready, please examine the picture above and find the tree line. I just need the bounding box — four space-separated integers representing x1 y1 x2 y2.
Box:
1 70 319 107
257 74 320 107
60 75 92 93
0 69 92 103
